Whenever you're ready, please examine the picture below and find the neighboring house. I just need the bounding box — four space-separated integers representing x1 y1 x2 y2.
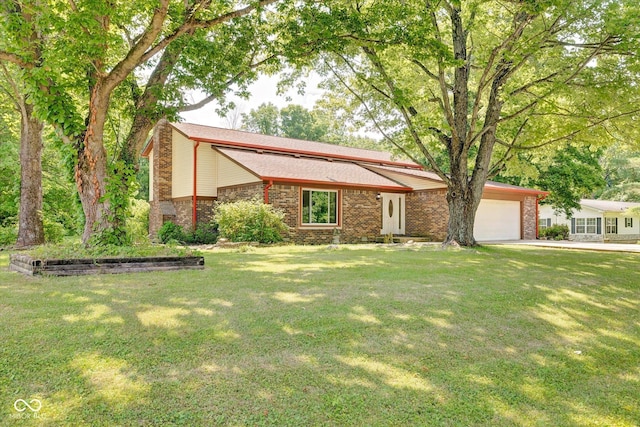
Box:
143 120 546 244
539 199 640 243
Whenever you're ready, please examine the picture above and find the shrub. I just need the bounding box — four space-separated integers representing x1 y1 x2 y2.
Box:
158 221 185 244
539 224 569 240
183 223 218 245
214 199 288 244
127 199 150 244
157 221 218 245
44 219 66 244
0 224 17 246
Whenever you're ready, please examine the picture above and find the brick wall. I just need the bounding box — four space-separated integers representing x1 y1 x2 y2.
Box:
406 189 448 240
522 196 537 239
149 119 173 237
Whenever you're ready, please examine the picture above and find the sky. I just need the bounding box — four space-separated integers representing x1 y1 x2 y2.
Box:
179 73 325 128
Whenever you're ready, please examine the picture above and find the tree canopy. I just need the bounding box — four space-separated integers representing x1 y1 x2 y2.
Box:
286 0 640 245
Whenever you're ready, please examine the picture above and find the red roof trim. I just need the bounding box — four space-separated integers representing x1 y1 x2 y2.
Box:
188 136 422 169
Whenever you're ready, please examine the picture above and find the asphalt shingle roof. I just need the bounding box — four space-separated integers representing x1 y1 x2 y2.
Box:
216 148 410 191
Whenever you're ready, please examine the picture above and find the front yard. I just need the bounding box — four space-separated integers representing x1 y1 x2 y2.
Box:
0 244 638 426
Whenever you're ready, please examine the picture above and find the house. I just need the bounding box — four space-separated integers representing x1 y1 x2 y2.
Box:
142 120 546 244
539 199 640 243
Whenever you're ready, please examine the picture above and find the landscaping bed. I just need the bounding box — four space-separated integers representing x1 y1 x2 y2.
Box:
9 253 204 276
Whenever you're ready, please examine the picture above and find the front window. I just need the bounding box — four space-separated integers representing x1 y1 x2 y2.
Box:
539 218 551 230
302 189 339 225
625 218 633 228
605 218 617 234
575 217 599 234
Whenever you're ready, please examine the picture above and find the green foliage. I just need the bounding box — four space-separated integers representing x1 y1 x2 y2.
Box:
92 161 139 247
214 199 288 243
241 103 329 141
43 219 66 244
539 224 570 240
183 223 218 245
0 224 17 246
24 240 199 260
127 199 150 244
157 221 218 245
157 221 186 245
537 145 605 217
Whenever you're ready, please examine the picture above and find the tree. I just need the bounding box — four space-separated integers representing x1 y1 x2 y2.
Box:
0 2 46 247
242 102 281 135
294 0 640 246
0 0 280 245
536 145 605 217
241 102 329 141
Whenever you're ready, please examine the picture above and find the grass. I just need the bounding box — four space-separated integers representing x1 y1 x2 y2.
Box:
0 243 638 426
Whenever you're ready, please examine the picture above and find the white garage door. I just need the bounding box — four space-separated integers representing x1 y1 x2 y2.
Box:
474 199 521 241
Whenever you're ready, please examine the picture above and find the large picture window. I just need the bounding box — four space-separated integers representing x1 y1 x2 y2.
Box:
573 217 600 234
302 189 339 225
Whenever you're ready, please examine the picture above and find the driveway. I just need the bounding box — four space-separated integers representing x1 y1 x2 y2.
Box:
484 240 640 254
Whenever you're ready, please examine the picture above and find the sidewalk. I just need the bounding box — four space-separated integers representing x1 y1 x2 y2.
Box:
484 240 640 254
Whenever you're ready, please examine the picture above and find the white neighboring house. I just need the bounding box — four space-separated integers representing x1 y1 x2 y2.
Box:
539 199 640 243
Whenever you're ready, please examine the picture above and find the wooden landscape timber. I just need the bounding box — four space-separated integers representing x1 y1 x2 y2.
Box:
9 253 204 276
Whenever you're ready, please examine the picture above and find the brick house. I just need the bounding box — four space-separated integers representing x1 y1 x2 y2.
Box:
143 120 546 244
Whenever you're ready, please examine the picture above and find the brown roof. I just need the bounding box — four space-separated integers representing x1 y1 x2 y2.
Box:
172 122 420 168
216 147 410 191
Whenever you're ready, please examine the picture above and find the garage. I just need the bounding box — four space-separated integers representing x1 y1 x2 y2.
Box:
474 199 521 241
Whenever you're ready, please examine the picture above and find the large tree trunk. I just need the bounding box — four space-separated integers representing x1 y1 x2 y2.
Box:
16 101 44 248
76 85 111 244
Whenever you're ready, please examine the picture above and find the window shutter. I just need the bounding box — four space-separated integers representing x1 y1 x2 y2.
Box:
597 217 602 234
547 218 551 228
571 218 575 234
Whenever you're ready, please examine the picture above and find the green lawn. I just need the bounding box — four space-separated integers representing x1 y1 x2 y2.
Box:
0 244 638 426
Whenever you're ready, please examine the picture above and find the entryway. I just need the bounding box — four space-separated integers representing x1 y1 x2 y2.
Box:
380 193 406 235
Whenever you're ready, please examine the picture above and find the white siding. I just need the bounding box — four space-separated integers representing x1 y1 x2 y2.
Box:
148 148 153 201
172 130 194 198
196 144 217 197
474 199 521 241
616 215 640 235
217 154 260 187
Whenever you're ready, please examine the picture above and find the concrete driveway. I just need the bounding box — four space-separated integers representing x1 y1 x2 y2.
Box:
483 240 640 253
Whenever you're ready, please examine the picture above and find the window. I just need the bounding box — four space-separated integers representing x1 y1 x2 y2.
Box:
573 217 600 234
539 218 551 230
625 218 633 228
605 217 617 234
301 189 339 225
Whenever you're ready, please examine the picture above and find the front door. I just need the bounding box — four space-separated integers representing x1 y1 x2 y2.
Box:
380 193 406 235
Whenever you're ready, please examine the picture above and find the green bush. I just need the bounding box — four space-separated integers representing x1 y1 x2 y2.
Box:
127 199 150 244
215 199 288 244
0 224 17 246
183 223 218 245
158 221 185 244
157 221 218 245
44 219 66 244
539 224 569 240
